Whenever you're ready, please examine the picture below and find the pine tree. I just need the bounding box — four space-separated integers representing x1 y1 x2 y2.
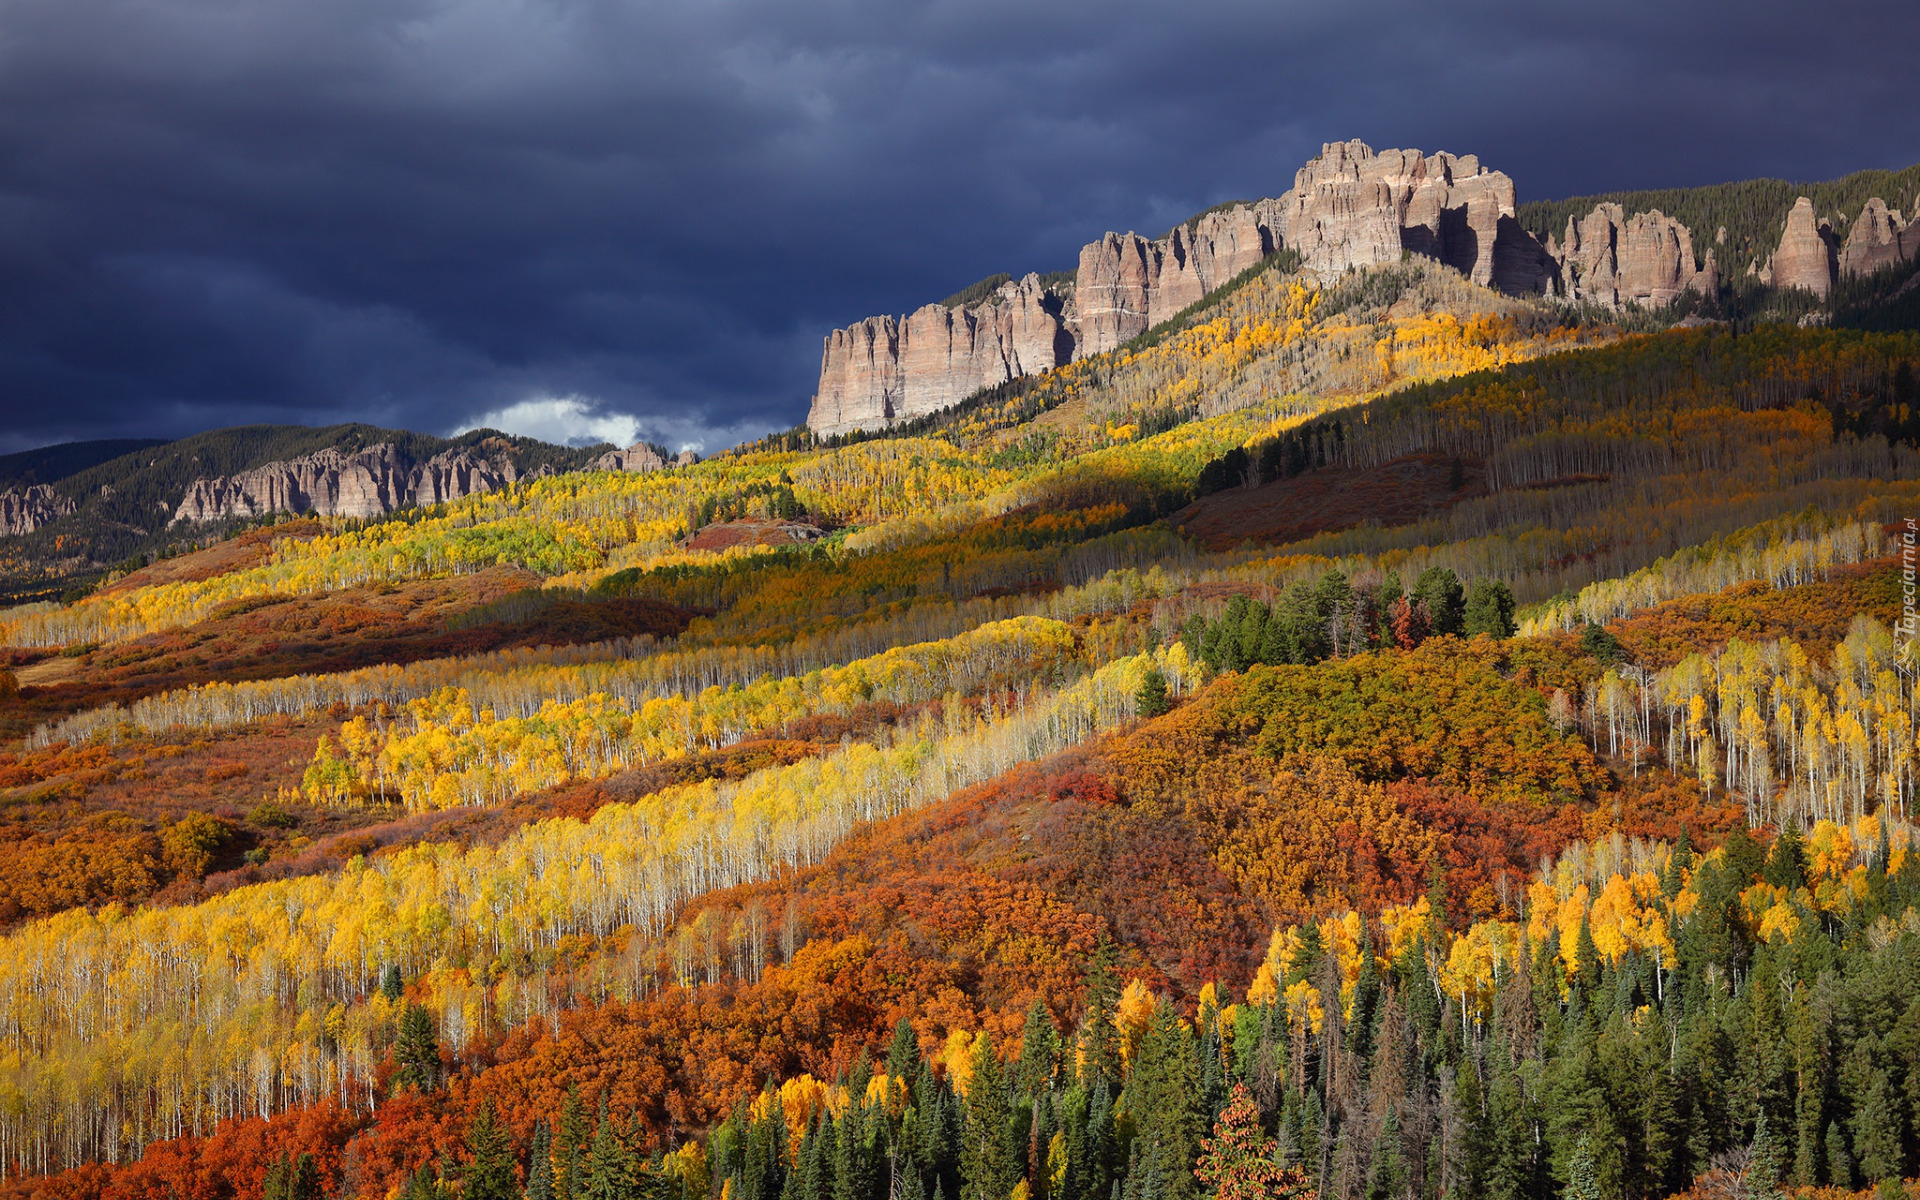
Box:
381 963 405 1001
394 1002 440 1093
1749 1112 1784 1200
804 1118 832 1200
833 1105 870 1200
1029 1096 1057 1200
465 1098 518 1200
962 1034 1020 1200
1365 1107 1406 1200
1461 579 1515 639
528 1121 557 1200
403 1162 448 1200
1195 1084 1313 1200
1573 916 1602 989
1412 567 1464 637
1080 939 1121 1091
264 1153 321 1200
560 1086 592 1200
1121 1005 1206 1200
1135 670 1171 719
1764 823 1808 892
889 1019 923 1085
1850 1070 1901 1183
1085 1084 1115 1200
580 1105 635 1200
1017 1002 1060 1100
1579 623 1623 667
1564 1136 1600 1200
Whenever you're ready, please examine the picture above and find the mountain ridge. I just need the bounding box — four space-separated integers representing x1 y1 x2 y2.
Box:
809 142 1920 438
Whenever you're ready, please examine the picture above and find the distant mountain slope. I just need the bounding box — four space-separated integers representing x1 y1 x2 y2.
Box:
0 438 169 493
812 148 1920 440
1517 162 1920 280
0 423 613 600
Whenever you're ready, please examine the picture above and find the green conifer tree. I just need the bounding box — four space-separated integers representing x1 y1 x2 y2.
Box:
1134 670 1171 719
1461 579 1516 639
1016 1002 1060 1099
961 1034 1020 1200
579 1105 635 1200
1080 939 1121 1091
528 1121 557 1200
1412 568 1464 637
464 1098 518 1200
394 1003 440 1093
1565 1136 1601 1200
1120 1006 1205 1200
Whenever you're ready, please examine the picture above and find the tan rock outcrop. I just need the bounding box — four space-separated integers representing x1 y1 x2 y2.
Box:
1070 204 1283 355
810 141 1915 436
0 485 75 536
173 444 522 523
592 442 669 472
1547 204 1717 308
1269 139 1551 294
808 273 1074 435
1765 197 1839 298
1839 198 1913 278
590 442 699 472
808 140 1561 435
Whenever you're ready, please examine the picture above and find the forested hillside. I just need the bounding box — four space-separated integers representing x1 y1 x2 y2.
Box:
1517 163 1920 281
0 425 611 605
0 252 1918 1200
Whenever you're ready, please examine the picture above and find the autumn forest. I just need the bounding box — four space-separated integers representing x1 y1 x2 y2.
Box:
2 247 1920 1200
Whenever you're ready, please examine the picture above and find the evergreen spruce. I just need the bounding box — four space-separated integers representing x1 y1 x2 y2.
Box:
403 1162 448 1200
1080 940 1121 1091
579 1104 635 1200
1412 567 1464 637
1134 670 1171 719
961 1034 1020 1200
559 1086 592 1200
527 1121 557 1200
1564 1135 1600 1200
1016 1001 1060 1099
1460 578 1515 639
1120 1005 1205 1200
393 1002 441 1093
1765 822 1808 892
1085 1084 1115 1200
888 1019 923 1084
464 1098 518 1200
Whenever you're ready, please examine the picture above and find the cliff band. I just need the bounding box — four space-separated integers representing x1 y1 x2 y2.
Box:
807 139 1919 436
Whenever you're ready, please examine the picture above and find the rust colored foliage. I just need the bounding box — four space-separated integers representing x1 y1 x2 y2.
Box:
1609 560 1900 668
0 1102 361 1200
1195 1083 1315 1200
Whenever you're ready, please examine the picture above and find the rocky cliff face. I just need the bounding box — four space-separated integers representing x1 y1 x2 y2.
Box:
173 444 523 523
1071 204 1284 356
1839 198 1915 279
1752 195 1917 297
810 273 1073 434
808 140 1572 435
1269 140 1551 293
807 144 1920 436
0 485 75 536
1545 204 1717 308
1761 198 1841 298
590 443 700 472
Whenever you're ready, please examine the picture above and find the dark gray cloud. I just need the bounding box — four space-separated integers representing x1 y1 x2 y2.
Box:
0 0 1914 453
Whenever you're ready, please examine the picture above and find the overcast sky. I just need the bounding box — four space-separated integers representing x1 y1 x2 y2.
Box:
0 0 1914 454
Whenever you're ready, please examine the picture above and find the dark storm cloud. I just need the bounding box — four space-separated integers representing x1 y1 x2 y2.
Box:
0 0 1913 453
